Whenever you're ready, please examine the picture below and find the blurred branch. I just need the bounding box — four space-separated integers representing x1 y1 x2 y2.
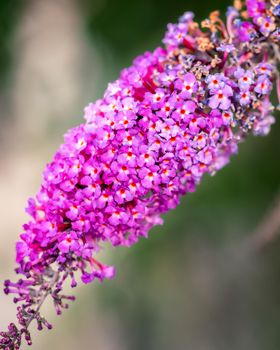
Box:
247 192 280 252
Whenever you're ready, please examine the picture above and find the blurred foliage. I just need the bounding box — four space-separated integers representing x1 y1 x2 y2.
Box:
0 0 23 89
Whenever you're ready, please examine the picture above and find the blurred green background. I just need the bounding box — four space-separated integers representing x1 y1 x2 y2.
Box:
0 0 279 349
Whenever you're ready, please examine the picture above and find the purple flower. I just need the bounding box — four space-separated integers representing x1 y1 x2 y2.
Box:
234 68 254 90
253 115 275 136
257 16 276 37
163 23 188 47
255 63 274 76
172 100 196 122
255 75 272 95
81 261 116 284
237 21 257 42
145 88 166 109
221 111 233 126
58 232 80 253
179 11 194 23
206 74 227 90
138 166 160 189
175 72 198 99
208 85 233 110
239 90 252 105
246 0 266 20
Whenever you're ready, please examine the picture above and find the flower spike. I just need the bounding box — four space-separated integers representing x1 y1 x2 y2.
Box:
1 0 279 348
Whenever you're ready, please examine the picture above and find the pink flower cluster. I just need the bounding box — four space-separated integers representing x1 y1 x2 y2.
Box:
1 0 279 348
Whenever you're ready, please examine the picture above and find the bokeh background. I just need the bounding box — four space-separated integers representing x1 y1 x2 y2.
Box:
0 0 280 349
